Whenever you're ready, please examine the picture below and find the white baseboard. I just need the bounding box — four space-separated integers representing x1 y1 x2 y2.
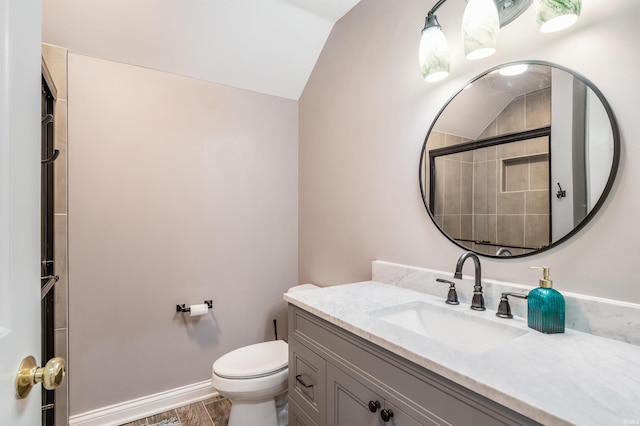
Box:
69 380 218 426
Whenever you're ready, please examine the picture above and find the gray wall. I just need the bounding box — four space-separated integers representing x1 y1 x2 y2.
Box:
299 0 640 303
68 54 298 414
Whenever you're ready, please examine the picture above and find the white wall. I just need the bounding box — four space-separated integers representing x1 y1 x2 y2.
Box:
550 68 575 240
299 0 640 304
67 54 298 414
586 88 614 209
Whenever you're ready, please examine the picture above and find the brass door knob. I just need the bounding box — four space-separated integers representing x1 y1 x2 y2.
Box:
15 355 66 399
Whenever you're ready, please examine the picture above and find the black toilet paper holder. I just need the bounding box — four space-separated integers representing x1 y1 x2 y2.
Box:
176 300 213 313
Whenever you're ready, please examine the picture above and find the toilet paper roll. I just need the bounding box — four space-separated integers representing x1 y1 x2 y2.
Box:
189 303 209 317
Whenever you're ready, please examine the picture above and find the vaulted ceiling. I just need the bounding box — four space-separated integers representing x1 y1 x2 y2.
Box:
42 0 362 100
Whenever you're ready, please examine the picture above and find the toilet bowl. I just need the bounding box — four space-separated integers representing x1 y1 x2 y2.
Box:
211 284 319 426
212 340 289 426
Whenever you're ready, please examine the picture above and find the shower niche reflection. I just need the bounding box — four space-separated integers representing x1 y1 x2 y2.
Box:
420 62 619 258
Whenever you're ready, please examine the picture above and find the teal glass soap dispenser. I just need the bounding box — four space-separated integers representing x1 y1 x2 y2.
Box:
527 266 565 334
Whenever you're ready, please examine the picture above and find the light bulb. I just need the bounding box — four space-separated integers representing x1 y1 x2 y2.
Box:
462 0 500 60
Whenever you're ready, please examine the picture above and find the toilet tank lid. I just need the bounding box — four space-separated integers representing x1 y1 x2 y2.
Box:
213 340 288 379
288 284 319 292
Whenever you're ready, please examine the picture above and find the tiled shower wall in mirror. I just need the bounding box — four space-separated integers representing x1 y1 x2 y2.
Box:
428 88 551 256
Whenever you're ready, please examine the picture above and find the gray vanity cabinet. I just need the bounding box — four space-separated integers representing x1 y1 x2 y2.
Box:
288 305 541 426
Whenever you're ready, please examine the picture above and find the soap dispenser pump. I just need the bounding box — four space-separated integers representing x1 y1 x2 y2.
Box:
527 266 565 334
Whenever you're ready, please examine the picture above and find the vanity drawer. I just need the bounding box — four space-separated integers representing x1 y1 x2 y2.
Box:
289 338 326 426
289 396 319 426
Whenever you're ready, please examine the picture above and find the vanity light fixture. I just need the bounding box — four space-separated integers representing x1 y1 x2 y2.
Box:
462 0 500 60
535 0 581 33
419 12 451 82
419 0 581 82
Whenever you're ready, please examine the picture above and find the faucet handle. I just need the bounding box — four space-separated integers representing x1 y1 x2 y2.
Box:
436 278 460 305
496 292 528 319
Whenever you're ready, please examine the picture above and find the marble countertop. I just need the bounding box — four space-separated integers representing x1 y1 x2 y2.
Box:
284 281 640 426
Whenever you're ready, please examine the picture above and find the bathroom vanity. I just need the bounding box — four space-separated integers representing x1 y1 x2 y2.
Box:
285 273 640 426
287 305 537 425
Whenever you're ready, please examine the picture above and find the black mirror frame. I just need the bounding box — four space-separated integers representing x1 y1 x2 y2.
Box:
418 60 621 259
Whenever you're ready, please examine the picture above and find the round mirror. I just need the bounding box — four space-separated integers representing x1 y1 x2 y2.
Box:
419 61 620 258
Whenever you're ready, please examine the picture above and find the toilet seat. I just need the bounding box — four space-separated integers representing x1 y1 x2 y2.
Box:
213 340 288 379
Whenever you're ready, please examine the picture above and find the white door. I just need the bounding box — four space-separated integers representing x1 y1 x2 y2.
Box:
0 0 45 425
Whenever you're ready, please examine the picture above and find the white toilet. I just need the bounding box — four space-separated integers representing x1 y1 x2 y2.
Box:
211 284 319 426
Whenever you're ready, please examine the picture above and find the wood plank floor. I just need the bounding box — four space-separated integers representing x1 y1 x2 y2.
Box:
120 395 231 426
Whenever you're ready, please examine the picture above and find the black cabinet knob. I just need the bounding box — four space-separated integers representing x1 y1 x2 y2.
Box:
368 400 381 412
381 408 394 422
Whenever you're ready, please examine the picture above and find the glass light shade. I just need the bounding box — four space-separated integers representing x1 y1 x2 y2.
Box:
462 0 500 60
419 19 450 82
535 0 581 33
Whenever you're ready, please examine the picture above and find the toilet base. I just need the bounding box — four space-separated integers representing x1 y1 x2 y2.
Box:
228 398 278 426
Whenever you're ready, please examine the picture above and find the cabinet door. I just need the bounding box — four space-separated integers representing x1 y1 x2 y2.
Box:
327 364 433 426
327 364 381 426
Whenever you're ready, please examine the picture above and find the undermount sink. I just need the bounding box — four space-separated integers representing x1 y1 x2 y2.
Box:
368 300 528 354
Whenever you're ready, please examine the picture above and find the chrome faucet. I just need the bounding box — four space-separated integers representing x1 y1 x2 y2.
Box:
453 251 485 311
